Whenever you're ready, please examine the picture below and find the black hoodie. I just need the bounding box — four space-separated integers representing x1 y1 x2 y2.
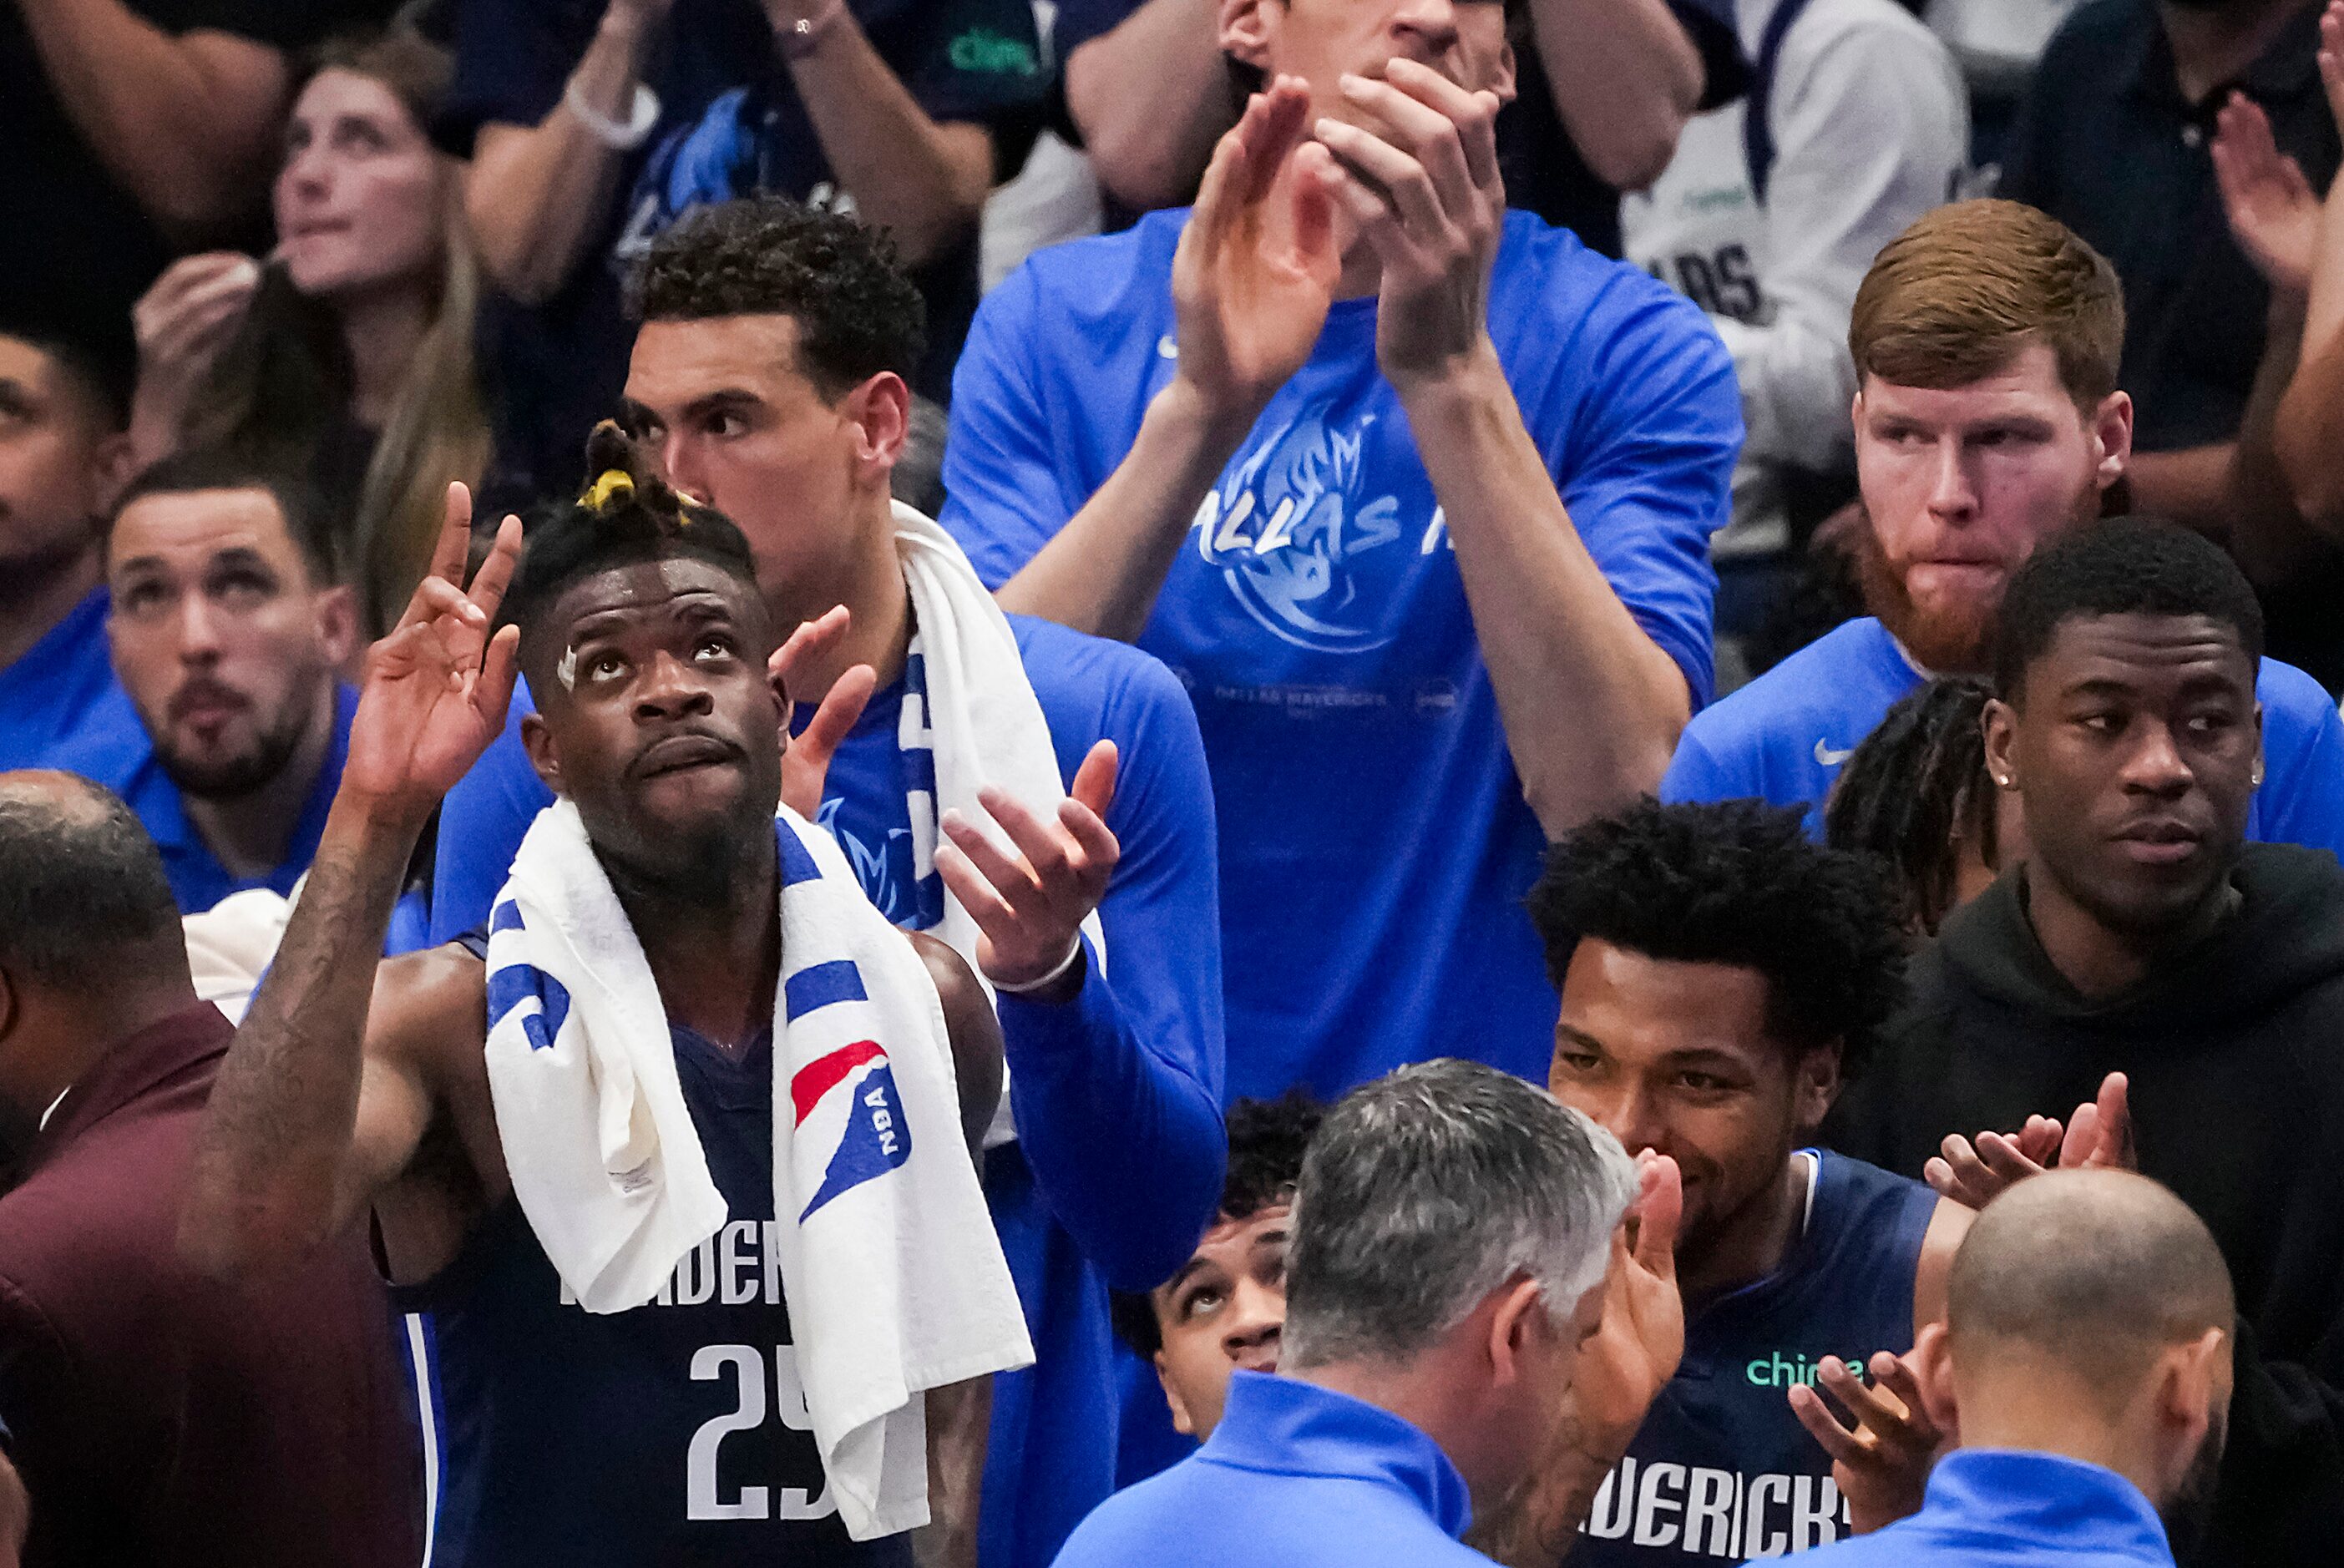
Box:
1827 842 2344 1566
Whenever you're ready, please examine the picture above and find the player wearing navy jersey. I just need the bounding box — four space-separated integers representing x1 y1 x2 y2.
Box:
1529 799 1972 1564
176 454 1010 1567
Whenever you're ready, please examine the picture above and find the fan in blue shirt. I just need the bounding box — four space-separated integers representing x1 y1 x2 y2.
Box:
428 202 1226 1568
942 16 1739 1104
1793 1169 2235 1568
1663 200 2344 860
1051 1060 1674 1568
56 453 362 916
0 327 144 779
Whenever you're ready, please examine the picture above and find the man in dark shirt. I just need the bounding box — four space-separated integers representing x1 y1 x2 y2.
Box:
1999 0 2342 679
440 0 1049 503
0 770 418 1566
1827 518 2344 1565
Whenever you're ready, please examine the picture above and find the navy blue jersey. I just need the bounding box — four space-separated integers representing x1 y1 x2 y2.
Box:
1573 1151 1936 1565
393 1024 911 1568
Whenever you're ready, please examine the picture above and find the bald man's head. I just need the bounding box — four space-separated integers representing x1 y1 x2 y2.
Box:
1951 1170 2233 1413
0 771 181 994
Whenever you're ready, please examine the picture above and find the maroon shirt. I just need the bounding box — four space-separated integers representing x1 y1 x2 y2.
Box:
0 1003 421 1566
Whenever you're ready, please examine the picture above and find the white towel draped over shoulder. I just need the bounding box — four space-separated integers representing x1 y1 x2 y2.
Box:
892 502 1106 1146
482 798 1033 1540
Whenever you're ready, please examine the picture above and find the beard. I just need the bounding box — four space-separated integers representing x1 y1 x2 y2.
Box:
1851 481 2105 675
154 670 324 802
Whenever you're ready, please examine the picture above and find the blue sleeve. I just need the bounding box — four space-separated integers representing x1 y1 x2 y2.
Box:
1659 718 1748 804
429 711 556 944
998 655 1226 1292
2258 665 2344 860
1552 289 1739 711
941 265 1076 589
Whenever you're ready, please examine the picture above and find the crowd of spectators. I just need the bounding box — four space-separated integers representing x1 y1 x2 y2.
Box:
6 0 2344 1564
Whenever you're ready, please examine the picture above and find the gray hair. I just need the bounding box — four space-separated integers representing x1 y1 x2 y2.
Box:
1283 1059 1638 1369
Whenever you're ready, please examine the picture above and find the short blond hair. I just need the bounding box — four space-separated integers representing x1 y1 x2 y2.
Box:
1850 200 2125 411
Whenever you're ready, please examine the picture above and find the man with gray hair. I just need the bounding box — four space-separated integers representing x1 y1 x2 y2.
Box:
1794 1169 2235 1568
1049 1059 1685 1568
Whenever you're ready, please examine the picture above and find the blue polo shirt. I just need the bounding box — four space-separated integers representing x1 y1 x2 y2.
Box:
1051 1370 1483 1568
1788 1449 2174 1568
0 589 145 776
1662 615 2344 858
66 684 358 914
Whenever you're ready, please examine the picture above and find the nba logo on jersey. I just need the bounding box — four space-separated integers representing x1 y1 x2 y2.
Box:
790 1039 914 1220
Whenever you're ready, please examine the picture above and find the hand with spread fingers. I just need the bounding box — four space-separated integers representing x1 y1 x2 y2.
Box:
934 741 1121 999
1309 58 1506 390
1788 1350 1946 1535
346 483 524 824
766 604 877 821
2210 92 2321 296
1924 1072 2135 1211
1170 77 1344 423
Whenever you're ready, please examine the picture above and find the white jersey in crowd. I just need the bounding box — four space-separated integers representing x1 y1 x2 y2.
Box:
1624 0 1968 551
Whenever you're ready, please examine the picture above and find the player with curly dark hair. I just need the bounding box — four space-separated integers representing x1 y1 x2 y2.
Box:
1825 677 2019 938
1528 798 1972 1560
1108 1092 1324 1443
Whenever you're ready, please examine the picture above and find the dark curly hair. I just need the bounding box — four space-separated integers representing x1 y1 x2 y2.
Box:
498 422 762 676
1111 1092 1325 1358
628 197 927 397
1528 799 1907 1076
1993 518 2264 703
1825 677 1999 937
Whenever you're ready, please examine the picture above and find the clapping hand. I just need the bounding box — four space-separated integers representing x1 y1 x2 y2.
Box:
934 743 1121 998
1788 1351 1945 1535
767 604 877 821
2211 93 2322 296
1309 58 1506 390
345 483 523 825
1924 1072 2134 1211
1169 78 1343 423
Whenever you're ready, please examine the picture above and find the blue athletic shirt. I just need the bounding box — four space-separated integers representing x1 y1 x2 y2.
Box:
0 588 145 775
1662 615 2344 857
1575 1151 1937 1565
941 209 1741 1101
1783 1449 2175 1568
52 682 357 913
429 613 1226 1568
394 1022 909 1568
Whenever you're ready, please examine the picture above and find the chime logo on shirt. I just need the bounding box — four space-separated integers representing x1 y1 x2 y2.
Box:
1190 413 1418 654
789 1039 911 1219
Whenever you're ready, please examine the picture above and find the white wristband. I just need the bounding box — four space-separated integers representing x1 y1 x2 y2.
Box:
991 939 1084 998
563 79 661 151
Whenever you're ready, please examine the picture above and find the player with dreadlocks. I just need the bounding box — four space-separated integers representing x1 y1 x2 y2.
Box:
177 435 1012 1567
1529 798 1972 1563
1825 678 2025 938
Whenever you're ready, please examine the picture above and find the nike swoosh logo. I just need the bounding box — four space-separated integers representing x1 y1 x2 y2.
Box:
1815 740 1855 766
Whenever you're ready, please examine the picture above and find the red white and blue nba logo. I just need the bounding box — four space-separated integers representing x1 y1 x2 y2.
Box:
790 1040 914 1220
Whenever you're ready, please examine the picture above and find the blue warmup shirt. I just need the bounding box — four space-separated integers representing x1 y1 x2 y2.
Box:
0 588 145 774
393 1023 909 1568
1788 1449 2174 1568
1577 1151 1937 1564
56 683 357 913
942 208 1740 1101
1052 1370 1484 1568
430 614 1227 1568
1663 616 2344 857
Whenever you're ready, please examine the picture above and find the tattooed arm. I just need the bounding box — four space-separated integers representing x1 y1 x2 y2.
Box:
179 486 523 1278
